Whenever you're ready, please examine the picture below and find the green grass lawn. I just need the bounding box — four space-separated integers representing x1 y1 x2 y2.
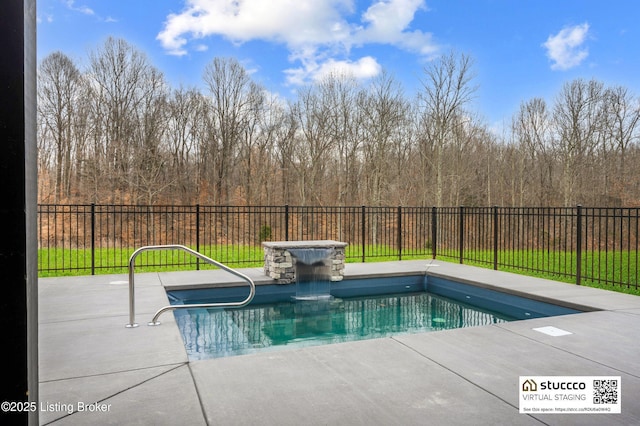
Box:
37 244 427 276
37 245 267 276
439 248 640 296
38 245 640 296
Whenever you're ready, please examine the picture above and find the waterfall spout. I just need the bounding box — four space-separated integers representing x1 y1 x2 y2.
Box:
288 247 334 301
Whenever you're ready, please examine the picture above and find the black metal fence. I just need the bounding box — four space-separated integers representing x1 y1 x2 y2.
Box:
38 204 639 290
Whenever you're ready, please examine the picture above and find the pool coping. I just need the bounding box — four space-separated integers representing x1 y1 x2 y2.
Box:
159 259 631 313
38 260 640 425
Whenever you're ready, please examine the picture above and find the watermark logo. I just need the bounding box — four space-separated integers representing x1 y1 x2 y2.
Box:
519 376 621 414
522 379 537 392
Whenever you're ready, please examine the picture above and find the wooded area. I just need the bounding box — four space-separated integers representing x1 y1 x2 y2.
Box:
37 37 640 207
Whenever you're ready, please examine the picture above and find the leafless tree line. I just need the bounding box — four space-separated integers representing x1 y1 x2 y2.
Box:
38 37 640 207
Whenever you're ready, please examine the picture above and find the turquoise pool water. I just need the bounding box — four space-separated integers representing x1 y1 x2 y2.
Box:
174 291 515 360
171 275 581 360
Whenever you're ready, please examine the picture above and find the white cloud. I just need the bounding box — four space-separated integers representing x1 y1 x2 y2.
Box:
157 0 436 84
37 14 54 24
65 0 95 16
316 57 382 80
65 0 118 23
355 0 436 55
157 0 352 56
543 23 590 70
285 56 382 85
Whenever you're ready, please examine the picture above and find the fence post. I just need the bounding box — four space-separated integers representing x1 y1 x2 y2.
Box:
576 204 582 286
284 204 289 241
361 205 366 263
196 204 200 270
397 206 402 260
91 203 95 275
493 206 498 270
431 207 437 259
459 206 465 264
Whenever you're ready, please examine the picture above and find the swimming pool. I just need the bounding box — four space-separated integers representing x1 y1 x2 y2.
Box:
170 275 581 360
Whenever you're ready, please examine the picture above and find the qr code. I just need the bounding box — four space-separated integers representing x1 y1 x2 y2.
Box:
593 379 618 404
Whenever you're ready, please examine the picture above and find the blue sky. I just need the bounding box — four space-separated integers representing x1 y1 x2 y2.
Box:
37 0 640 127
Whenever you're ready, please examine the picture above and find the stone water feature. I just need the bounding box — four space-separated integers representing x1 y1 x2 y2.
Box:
262 240 347 286
262 240 348 327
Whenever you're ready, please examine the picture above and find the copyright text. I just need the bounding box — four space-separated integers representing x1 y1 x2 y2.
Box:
2 401 111 414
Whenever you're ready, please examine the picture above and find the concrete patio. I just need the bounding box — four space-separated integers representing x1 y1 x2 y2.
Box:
39 260 640 425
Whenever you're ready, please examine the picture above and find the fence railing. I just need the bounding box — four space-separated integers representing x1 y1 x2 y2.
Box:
37 204 639 290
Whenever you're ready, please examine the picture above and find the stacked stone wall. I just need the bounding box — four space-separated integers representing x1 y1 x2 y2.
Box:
262 241 347 284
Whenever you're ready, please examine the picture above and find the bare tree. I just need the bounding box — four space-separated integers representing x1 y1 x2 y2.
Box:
246 91 288 204
37 52 82 202
273 101 299 204
36 37 640 208
445 114 489 206
319 73 363 205
292 82 336 205
552 79 605 205
165 87 207 203
601 86 640 203
360 71 411 206
129 66 171 203
417 51 477 206
86 37 163 202
513 98 556 204
237 84 278 205
202 57 257 204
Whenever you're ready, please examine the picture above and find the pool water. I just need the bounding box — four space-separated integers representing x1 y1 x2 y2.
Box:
174 291 516 360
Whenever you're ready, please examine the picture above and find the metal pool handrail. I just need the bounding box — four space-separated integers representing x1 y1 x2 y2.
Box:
126 244 255 328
